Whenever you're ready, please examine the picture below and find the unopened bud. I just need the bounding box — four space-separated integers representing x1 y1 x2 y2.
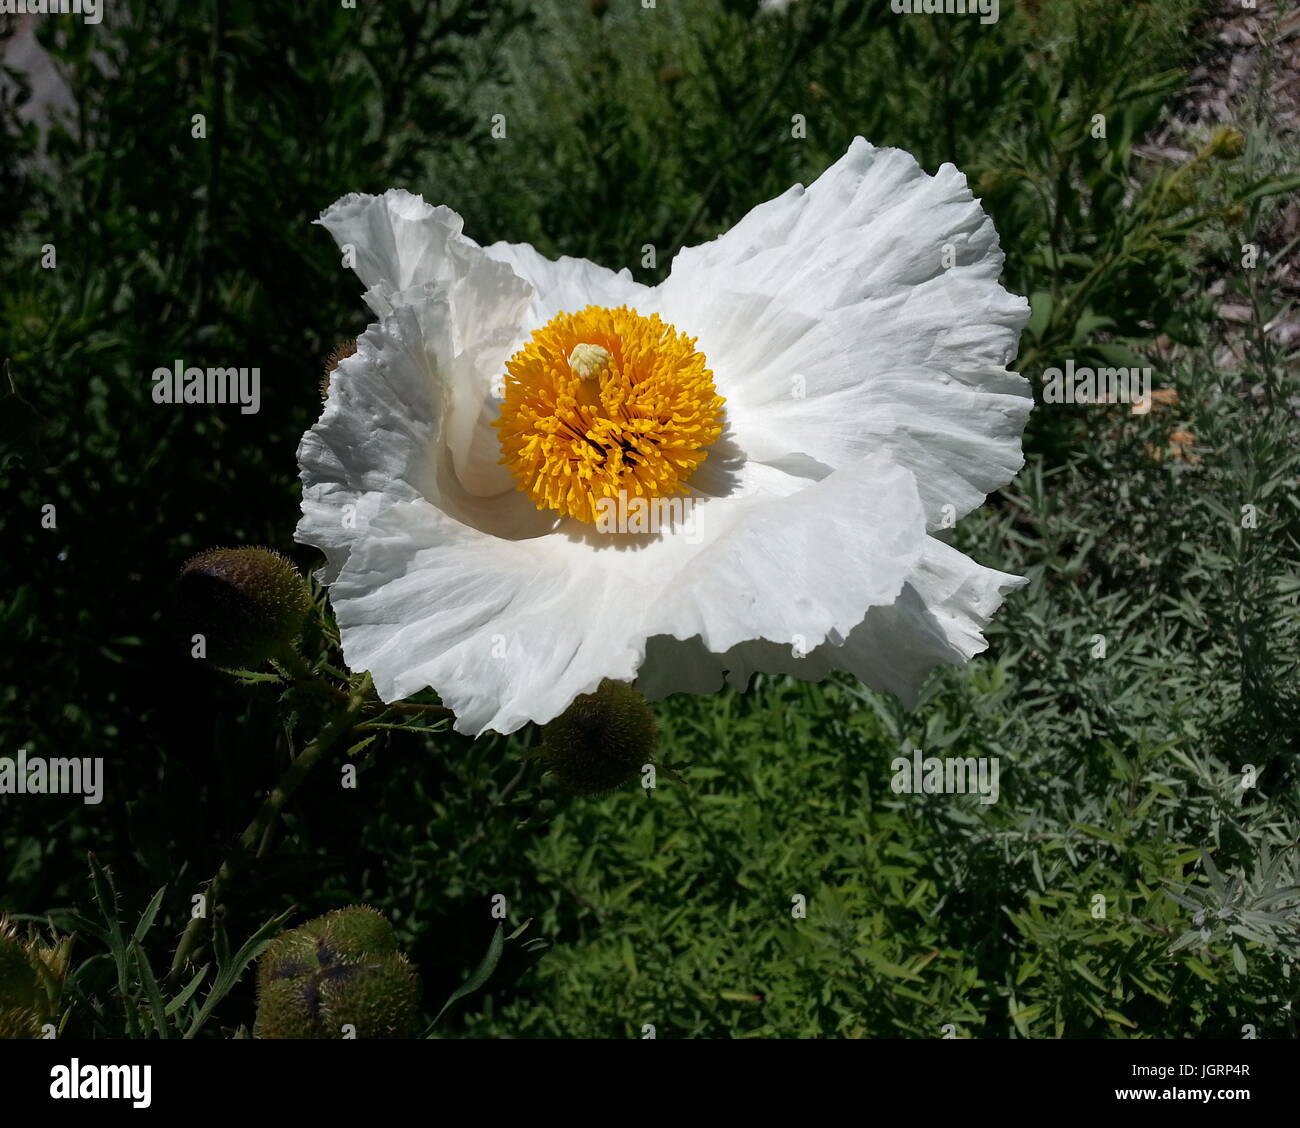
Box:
178 547 311 668
541 680 658 797
255 906 420 1039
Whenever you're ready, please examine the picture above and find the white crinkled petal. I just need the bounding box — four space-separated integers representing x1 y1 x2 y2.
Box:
316 190 520 315
315 191 537 499
649 136 1032 529
635 537 1026 705
296 300 444 584
296 293 553 588
325 451 927 734
480 240 652 339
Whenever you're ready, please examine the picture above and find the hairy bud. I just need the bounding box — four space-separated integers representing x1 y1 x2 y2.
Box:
541 680 658 796
255 906 420 1039
178 547 311 668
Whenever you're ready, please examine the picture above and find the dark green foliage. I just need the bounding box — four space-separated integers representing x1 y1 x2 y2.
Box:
2 0 1297 1038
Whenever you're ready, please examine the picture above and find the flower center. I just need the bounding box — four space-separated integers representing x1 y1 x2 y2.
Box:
495 305 725 525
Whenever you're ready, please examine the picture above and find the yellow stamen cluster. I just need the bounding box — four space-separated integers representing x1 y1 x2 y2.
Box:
495 305 725 524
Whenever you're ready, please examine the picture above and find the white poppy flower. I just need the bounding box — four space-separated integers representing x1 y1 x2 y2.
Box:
297 137 1031 736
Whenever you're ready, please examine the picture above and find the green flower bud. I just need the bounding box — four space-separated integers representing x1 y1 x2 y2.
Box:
0 1007 40 1039
541 679 658 797
178 547 311 668
0 923 40 1017
0 918 68 1040
255 906 420 1039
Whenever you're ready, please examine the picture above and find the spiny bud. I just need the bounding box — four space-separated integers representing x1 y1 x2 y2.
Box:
28 935 72 992
321 339 357 398
0 1008 40 1039
541 679 658 797
255 906 420 1039
0 917 68 1040
0 922 40 1021
178 547 311 668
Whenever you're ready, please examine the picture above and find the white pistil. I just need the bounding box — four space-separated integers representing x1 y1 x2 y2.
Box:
568 343 613 381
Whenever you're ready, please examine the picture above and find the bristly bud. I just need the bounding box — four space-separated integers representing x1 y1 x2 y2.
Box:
0 917 69 1040
321 339 357 398
0 921 40 1038
178 547 311 668
254 906 420 1039
541 679 658 797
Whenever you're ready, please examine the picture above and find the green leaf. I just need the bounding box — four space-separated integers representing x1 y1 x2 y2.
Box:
434 924 505 1026
1237 173 1300 203
1088 344 1148 369
87 854 137 1035
346 734 378 758
164 965 209 1018
133 887 167 943
131 939 171 1039
183 911 291 1040
1026 290 1054 340
1230 944 1248 975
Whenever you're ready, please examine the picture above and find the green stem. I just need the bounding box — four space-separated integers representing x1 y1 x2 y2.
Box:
383 701 455 718
274 648 349 703
166 686 369 983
